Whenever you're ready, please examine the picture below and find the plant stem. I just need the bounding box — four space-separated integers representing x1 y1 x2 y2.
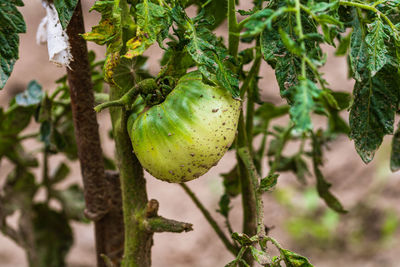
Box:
228 1 257 264
294 0 307 79
238 148 265 237
66 2 124 265
245 50 262 151
180 183 238 255
228 0 240 58
109 89 152 267
42 149 50 202
94 78 156 112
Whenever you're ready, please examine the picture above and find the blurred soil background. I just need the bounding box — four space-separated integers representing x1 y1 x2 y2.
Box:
0 1 399 267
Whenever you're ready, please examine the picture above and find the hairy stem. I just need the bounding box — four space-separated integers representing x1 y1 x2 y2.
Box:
228 1 257 264
228 0 240 58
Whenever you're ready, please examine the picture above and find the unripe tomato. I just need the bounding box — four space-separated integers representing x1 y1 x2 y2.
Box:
129 72 241 183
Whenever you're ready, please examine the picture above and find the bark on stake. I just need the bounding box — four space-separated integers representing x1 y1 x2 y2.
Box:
66 2 124 266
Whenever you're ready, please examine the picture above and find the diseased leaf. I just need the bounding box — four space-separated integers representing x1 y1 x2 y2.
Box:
290 79 321 132
0 0 26 89
2 168 38 214
279 28 303 56
171 6 239 97
32 204 73 267
160 45 195 78
260 11 320 105
1 104 33 136
82 1 122 47
196 0 227 30
282 249 314 267
349 14 368 82
365 19 389 76
53 0 79 29
231 232 253 246
312 132 347 213
250 246 270 265
260 174 279 192
220 165 240 197
390 123 400 172
125 1 171 58
350 66 400 163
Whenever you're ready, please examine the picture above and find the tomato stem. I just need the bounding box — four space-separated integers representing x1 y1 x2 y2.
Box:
180 183 239 255
94 78 156 112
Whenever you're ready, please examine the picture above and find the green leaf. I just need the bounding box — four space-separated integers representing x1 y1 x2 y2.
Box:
50 162 70 185
53 0 79 29
294 155 310 185
335 30 352 56
365 19 390 76
1 105 33 135
32 204 73 267
40 120 52 147
112 56 151 91
260 174 279 192
231 232 253 246
0 0 26 89
349 66 400 163
5 143 38 167
281 249 313 267
2 168 38 215
160 46 195 78
260 11 320 105
125 0 171 58
311 132 347 213
15 80 44 106
52 184 86 221
216 193 231 218
196 0 227 30
241 8 276 37
279 28 303 56
220 165 240 197
390 123 400 172
250 246 269 265
349 14 370 81
171 6 239 97
255 102 289 123
290 79 321 132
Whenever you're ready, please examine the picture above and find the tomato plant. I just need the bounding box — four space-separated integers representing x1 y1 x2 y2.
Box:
1 0 399 266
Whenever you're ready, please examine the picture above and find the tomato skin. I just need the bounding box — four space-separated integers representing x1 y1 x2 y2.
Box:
129 72 241 183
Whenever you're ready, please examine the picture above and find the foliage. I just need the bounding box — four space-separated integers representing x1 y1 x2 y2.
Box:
1 0 400 266
0 0 26 89
0 52 106 266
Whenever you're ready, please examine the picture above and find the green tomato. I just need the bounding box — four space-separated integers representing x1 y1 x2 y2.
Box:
129 72 241 183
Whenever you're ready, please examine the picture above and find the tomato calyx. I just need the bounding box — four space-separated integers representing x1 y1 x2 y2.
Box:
141 76 176 106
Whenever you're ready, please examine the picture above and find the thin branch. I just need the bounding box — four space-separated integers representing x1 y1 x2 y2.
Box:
0 222 25 248
145 217 193 233
180 183 239 255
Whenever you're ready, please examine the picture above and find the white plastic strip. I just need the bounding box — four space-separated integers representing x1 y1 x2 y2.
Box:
36 1 72 67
